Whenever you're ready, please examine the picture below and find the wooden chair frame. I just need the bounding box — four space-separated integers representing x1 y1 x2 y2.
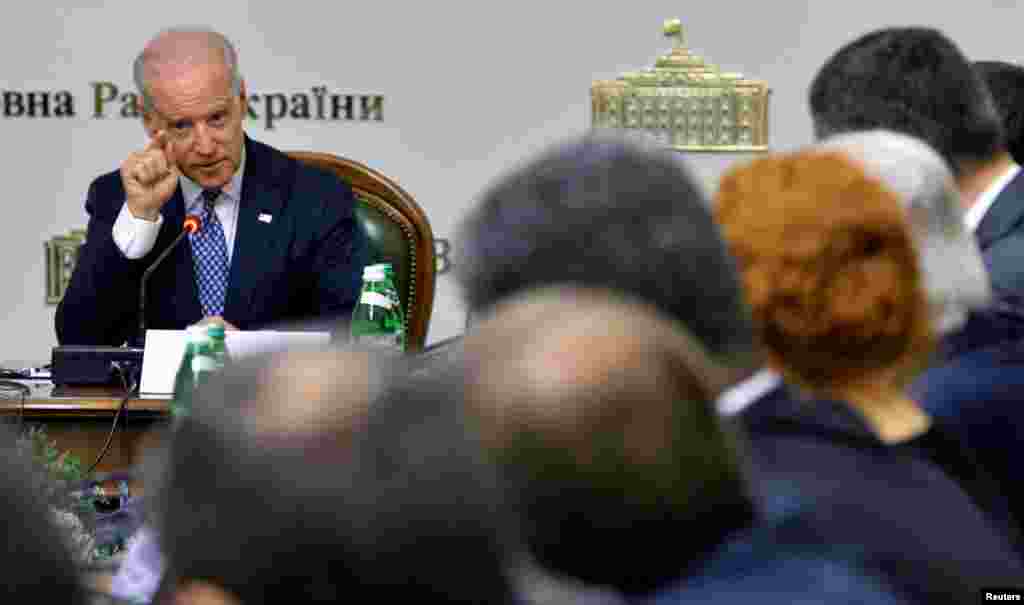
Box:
287 152 435 350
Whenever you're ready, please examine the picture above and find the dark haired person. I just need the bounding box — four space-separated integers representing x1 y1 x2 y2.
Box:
975 60 1024 165
809 27 1024 296
456 132 759 372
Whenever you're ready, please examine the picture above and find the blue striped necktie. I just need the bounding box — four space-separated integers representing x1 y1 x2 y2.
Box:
190 189 230 317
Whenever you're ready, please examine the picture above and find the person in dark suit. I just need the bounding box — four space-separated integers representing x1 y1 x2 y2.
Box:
911 295 1024 527
808 27 1024 297
56 27 366 346
715 150 1024 602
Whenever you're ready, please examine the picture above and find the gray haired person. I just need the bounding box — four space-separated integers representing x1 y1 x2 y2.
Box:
821 130 1024 553
819 129 991 334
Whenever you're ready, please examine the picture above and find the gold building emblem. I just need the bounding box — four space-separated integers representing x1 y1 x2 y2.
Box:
592 19 771 152
45 230 85 304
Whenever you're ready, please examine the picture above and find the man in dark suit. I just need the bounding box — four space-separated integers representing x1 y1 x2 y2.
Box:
56 27 366 346
808 27 1024 296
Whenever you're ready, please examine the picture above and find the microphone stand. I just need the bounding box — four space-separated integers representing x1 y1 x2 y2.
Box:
138 215 201 345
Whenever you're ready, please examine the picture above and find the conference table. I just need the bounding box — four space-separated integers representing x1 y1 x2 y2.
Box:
0 379 169 475
0 335 456 477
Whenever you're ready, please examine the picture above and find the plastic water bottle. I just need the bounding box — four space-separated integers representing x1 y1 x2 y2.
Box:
375 262 406 350
376 263 405 348
206 324 229 371
351 264 405 351
170 325 208 420
190 331 218 390
379 263 403 309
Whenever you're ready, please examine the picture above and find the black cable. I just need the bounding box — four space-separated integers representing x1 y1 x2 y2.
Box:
86 362 139 476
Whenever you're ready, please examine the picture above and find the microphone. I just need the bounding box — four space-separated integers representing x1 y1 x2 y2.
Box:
137 215 202 344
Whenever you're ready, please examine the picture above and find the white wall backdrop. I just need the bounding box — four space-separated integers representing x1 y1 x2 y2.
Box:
2 1 1023 363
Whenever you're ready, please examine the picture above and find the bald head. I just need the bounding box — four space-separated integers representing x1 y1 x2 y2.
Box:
465 287 734 461
236 349 379 441
158 348 513 604
133 27 241 112
462 286 754 594
151 347 389 535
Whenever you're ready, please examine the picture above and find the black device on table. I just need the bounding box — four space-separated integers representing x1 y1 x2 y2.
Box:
49 346 144 386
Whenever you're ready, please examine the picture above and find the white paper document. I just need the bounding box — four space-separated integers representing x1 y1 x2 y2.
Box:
139 329 331 394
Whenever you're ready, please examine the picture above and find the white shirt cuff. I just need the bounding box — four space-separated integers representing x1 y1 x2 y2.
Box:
113 201 163 259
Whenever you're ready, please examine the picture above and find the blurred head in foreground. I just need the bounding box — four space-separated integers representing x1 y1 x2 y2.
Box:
819 129 991 334
456 131 759 371
715 151 935 438
461 285 754 596
155 348 514 605
0 428 88 604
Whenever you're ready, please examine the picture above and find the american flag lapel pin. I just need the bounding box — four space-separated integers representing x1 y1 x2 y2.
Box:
258 213 273 224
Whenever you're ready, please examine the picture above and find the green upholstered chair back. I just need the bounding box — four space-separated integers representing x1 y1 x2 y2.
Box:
287 152 435 351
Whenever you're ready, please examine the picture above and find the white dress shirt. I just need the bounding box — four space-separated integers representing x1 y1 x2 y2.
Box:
112 149 246 262
715 367 782 416
963 163 1021 232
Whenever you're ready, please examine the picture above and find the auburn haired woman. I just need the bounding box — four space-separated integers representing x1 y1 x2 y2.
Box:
714 150 1024 602
716 150 933 441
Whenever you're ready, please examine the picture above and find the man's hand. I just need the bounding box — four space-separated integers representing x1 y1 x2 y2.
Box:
192 316 240 332
121 131 180 221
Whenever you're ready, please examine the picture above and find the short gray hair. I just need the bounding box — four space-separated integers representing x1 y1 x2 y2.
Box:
133 26 242 113
819 129 992 333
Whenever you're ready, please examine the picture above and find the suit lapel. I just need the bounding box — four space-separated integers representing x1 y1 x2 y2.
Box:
223 137 289 319
975 169 1024 250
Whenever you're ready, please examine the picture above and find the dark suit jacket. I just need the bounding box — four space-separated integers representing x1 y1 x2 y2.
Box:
56 136 367 346
932 290 1024 361
639 506 910 605
737 387 1024 603
912 299 1024 540
977 169 1024 296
